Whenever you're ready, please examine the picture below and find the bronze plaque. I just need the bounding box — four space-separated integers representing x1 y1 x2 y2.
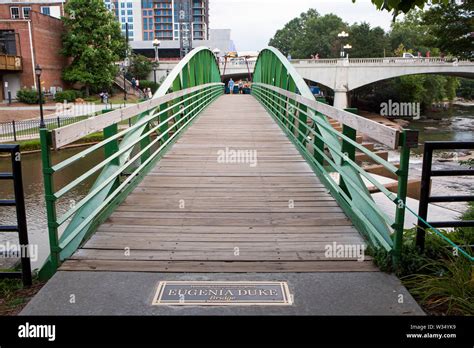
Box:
152 281 292 306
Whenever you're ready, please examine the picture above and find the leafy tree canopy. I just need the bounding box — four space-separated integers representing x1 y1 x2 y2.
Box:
355 0 450 17
269 9 347 59
421 0 473 59
128 54 154 80
61 0 127 94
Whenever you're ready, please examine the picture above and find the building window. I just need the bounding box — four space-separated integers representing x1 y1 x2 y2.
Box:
128 17 133 22
10 7 20 19
121 10 125 15
22 7 31 19
127 10 132 15
127 2 133 8
41 6 51 16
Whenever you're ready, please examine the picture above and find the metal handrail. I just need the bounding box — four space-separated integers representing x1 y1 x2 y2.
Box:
252 47 418 264
39 47 223 279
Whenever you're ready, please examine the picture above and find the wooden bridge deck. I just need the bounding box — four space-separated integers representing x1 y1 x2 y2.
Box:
61 95 377 272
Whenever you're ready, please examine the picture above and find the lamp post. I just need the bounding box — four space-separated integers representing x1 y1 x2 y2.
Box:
337 31 349 58
35 64 45 129
153 39 160 84
343 44 352 59
153 39 160 63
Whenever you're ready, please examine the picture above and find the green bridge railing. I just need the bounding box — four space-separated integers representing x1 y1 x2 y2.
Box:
252 47 419 264
39 47 223 279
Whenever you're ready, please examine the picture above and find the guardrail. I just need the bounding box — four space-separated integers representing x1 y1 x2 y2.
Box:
39 47 223 279
416 141 474 253
0 116 90 142
0 144 32 286
252 82 418 262
40 83 223 277
293 57 473 65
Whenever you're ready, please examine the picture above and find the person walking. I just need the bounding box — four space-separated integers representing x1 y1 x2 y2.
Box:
238 80 244 94
136 79 140 91
147 88 153 99
131 77 136 90
228 78 235 94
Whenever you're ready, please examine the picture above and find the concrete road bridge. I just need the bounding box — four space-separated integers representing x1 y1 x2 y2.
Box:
155 55 474 109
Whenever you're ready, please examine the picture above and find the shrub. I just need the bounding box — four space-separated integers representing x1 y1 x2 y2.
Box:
139 80 160 94
54 90 82 103
16 88 39 104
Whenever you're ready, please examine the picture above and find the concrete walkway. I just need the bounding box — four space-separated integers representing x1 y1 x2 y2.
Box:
21 271 424 315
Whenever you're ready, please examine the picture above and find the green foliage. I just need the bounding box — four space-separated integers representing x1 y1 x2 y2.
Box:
268 9 346 59
370 225 473 315
354 0 450 17
457 79 474 100
421 1 473 59
139 80 160 94
61 0 127 95
128 54 153 80
16 88 39 104
348 22 390 58
54 90 83 103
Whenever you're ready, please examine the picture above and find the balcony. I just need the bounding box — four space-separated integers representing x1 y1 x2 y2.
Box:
0 54 21 71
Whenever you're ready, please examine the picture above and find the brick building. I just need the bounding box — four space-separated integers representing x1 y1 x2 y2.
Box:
0 1 67 101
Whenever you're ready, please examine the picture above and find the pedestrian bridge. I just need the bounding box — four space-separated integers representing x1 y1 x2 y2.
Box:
38 47 415 279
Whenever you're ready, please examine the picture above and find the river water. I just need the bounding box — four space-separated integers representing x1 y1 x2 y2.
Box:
0 105 472 271
0 147 103 269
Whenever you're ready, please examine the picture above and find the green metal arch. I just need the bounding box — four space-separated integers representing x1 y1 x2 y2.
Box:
253 47 392 249
57 47 221 262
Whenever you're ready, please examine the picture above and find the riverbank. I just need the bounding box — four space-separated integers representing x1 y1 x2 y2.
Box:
0 133 104 155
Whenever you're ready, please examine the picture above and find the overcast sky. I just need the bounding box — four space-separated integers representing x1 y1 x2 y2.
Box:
209 0 395 51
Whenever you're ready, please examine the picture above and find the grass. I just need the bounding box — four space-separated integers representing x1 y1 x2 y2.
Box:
0 277 45 315
369 205 474 316
14 132 105 152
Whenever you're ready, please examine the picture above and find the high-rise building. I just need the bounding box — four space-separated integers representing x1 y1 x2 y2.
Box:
105 0 209 43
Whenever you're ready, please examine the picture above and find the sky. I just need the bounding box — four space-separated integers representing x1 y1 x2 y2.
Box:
209 0 395 51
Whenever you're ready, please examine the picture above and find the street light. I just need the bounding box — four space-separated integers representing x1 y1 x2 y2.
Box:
212 48 221 57
338 31 349 58
35 64 45 129
153 39 161 63
343 44 352 59
153 63 158 84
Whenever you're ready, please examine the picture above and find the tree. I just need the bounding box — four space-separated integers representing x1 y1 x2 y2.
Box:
348 22 390 57
61 0 127 96
353 0 450 17
128 54 153 80
421 1 473 59
268 9 346 59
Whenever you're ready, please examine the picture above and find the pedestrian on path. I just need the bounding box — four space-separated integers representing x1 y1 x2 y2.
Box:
136 79 140 91
147 88 153 99
238 80 244 94
131 77 136 90
228 78 235 94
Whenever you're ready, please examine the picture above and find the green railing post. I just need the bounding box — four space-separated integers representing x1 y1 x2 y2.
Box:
393 131 411 265
40 128 60 274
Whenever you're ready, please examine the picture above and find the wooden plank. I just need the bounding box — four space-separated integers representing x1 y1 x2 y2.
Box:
60 260 378 272
69 95 374 273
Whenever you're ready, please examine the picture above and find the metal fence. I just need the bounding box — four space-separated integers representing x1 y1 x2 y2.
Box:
0 115 90 142
0 144 32 286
